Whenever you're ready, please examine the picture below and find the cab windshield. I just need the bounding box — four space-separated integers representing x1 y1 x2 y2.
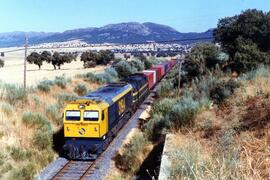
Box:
66 110 80 121
84 111 99 121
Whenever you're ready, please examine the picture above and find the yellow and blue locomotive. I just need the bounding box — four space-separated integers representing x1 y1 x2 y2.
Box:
63 82 134 159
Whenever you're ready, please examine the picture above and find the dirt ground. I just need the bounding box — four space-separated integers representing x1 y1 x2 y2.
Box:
0 47 106 86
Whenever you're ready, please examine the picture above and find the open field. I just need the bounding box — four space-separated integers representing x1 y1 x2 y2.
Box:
0 47 106 86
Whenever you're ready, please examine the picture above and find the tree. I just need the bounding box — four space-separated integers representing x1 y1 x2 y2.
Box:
97 50 114 65
186 43 225 74
80 51 99 68
0 59 4 68
40 51 52 63
27 52 43 70
52 52 62 70
214 9 270 72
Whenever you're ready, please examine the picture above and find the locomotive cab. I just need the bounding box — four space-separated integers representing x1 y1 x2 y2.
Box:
64 100 109 139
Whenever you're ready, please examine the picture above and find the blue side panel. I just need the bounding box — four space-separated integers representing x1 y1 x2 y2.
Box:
125 74 148 91
79 83 131 105
108 92 132 130
163 63 169 73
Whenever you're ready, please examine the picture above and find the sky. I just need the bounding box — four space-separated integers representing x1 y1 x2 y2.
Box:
0 0 269 33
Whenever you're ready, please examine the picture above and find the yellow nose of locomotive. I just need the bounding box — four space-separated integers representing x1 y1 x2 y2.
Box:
63 100 108 138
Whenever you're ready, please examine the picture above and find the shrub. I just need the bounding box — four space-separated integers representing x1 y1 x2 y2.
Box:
74 83 87 96
83 61 96 68
4 84 28 104
45 104 62 125
130 59 145 71
37 79 54 92
105 67 118 79
54 76 67 89
10 162 36 180
113 60 137 78
83 71 117 84
21 111 51 128
0 59 4 68
31 95 42 106
156 80 174 97
142 58 152 69
1 103 14 115
144 114 169 141
34 149 54 168
32 128 52 150
56 92 78 107
209 79 240 104
0 152 5 166
168 95 200 128
152 98 178 116
83 72 98 82
114 132 148 173
9 147 32 161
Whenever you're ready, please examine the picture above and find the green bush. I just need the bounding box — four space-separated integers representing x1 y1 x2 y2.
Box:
114 132 148 173
74 83 88 96
33 149 54 168
45 104 62 125
54 76 67 89
83 71 117 84
31 95 42 106
21 111 51 128
168 95 200 128
152 98 178 116
37 80 54 92
4 84 28 104
105 67 118 79
130 59 145 71
83 61 96 68
209 79 240 104
1 103 14 115
113 60 137 78
0 152 5 166
32 128 53 150
144 114 169 141
56 92 78 107
10 162 36 180
156 80 174 97
9 147 32 161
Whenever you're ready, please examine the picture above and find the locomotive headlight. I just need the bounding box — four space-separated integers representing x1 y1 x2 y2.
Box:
79 104 85 109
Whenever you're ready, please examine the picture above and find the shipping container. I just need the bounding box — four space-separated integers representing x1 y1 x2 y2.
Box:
143 71 155 89
154 65 165 77
150 66 162 82
143 70 157 85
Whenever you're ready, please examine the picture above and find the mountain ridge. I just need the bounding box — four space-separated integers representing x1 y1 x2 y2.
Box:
0 22 213 47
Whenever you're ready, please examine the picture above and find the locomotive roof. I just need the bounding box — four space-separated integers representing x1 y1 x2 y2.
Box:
80 82 132 105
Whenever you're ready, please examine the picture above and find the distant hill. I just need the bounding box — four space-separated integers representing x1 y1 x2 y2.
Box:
0 22 213 47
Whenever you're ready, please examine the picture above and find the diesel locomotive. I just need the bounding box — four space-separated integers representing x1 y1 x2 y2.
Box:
62 60 176 160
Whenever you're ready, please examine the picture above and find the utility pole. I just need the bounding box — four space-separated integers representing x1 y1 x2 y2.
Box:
24 36 28 90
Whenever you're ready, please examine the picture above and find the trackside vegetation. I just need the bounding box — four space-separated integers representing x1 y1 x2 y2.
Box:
110 9 270 180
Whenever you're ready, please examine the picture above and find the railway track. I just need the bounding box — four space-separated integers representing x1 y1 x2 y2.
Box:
51 158 99 180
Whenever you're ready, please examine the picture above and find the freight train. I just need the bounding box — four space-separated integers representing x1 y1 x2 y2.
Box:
62 60 177 160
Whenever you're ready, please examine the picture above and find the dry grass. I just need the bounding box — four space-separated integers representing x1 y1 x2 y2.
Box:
165 73 270 179
0 72 101 179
